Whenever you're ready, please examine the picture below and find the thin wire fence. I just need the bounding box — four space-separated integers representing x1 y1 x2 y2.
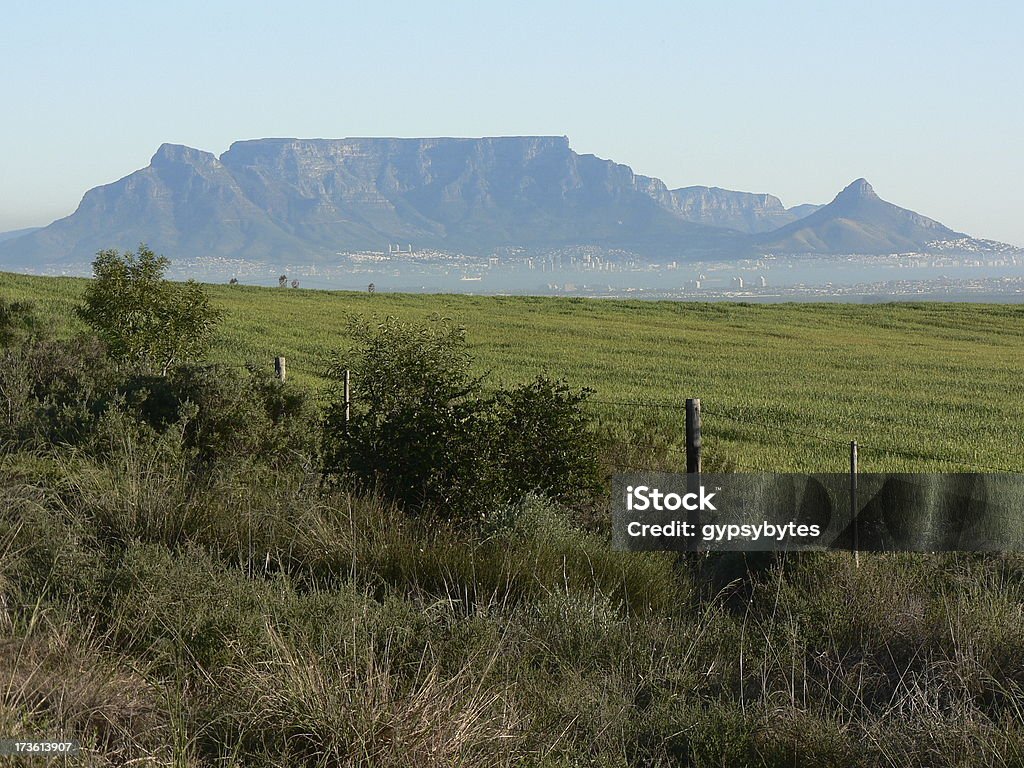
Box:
584 396 1021 475
253 359 1019 475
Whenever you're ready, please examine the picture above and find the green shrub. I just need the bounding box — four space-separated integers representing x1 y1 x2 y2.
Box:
490 376 601 506
0 297 42 346
77 245 222 375
322 315 600 523
124 364 318 471
0 330 119 448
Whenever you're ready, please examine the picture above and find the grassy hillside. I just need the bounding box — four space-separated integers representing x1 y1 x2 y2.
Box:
3 270 1023 473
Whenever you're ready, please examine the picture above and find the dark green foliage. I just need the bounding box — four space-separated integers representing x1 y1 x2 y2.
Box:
77 244 222 375
0 320 119 448
123 364 318 471
491 376 601 506
0 297 41 346
0 324 313 472
321 315 497 521
322 315 600 522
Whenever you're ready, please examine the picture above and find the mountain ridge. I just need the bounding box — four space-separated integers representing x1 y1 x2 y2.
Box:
0 137 1010 265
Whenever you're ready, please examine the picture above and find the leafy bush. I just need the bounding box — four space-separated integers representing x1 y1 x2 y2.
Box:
121 364 319 472
322 316 600 523
490 376 601 506
77 245 222 375
0 316 314 473
0 315 119 449
0 298 42 347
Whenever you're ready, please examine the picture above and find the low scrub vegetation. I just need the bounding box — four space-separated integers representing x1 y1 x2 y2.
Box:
3 259 1024 766
322 315 601 524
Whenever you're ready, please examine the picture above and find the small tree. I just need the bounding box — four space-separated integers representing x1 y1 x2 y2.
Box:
78 244 222 375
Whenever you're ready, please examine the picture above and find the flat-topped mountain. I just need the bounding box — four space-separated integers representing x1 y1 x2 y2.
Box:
212 136 736 255
0 137 1009 265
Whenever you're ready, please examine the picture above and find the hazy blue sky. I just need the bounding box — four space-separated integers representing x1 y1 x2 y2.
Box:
3 1 1022 244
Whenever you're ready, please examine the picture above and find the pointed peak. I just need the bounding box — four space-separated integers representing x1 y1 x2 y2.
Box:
150 143 217 167
835 178 878 202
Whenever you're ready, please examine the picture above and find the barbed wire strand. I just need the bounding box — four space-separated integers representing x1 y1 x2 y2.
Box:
587 398 687 410
588 398 1020 475
212 376 1019 474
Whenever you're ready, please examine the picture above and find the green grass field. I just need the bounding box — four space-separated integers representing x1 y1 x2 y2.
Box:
4 270 1022 473
5 269 1024 766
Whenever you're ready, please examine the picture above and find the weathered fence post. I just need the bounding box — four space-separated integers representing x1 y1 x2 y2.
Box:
685 398 702 476
343 369 351 425
274 356 286 382
685 398 703 549
850 440 859 567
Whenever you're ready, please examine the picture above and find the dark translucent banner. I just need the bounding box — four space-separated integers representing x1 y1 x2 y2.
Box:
611 473 1024 552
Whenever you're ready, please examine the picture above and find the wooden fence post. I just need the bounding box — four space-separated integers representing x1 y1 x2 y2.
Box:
685 398 703 546
274 356 286 382
685 398 702 476
850 440 859 567
343 369 351 424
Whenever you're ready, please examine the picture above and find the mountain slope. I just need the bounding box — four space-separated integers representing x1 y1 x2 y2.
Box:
754 178 964 254
0 138 1004 266
0 227 42 244
0 137 753 264
0 145 317 265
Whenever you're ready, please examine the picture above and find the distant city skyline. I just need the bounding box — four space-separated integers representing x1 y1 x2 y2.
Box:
3 1 1022 245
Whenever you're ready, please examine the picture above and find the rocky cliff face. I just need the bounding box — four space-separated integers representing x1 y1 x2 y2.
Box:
215 137 752 250
657 186 817 233
3 143 310 265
